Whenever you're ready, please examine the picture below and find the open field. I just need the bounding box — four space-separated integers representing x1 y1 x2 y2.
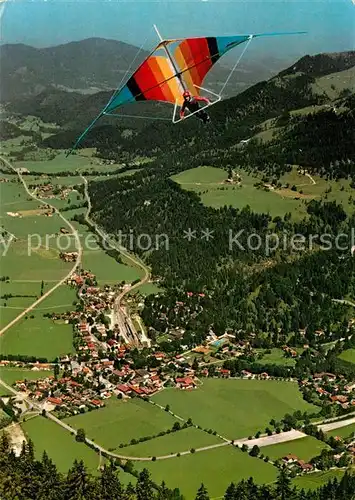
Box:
69 220 143 285
1 136 33 153
262 436 330 462
135 445 277 498
312 67 355 100
24 175 84 187
152 379 315 439
0 238 71 283
172 166 354 220
0 313 75 360
122 427 223 458
1 285 76 360
13 152 121 174
21 416 102 474
2 211 67 240
0 367 53 386
279 169 354 214
129 282 163 297
255 348 296 366
7 115 60 133
338 349 355 364
0 282 75 330
293 469 346 490
325 423 355 439
172 167 307 220
21 417 137 485
152 379 318 440
14 152 98 174
0 178 34 207
82 247 142 285
64 397 178 450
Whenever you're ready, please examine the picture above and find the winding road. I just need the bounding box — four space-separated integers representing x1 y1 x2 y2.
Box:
0 155 83 336
81 175 150 345
2 161 355 465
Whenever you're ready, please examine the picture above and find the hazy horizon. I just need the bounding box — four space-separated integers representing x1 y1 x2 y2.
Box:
1 0 354 65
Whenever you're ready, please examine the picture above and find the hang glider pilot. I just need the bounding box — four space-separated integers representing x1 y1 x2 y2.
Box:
179 90 211 123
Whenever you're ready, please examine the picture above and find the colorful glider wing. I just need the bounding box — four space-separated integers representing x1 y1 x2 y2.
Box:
105 35 250 112
68 30 306 155
173 35 250 99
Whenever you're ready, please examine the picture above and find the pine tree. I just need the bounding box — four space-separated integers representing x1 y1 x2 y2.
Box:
275 467 293 500
20 439 42 499
195 483 210 500
224 482 237 499
136 468 154 500
258 484 274 500
98 462 124 499
37 451 64 500
125 482 137 499
65 459 95 500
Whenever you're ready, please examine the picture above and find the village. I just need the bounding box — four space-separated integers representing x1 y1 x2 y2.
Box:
2 264 355 488
2 267 355 451
3 263 355 422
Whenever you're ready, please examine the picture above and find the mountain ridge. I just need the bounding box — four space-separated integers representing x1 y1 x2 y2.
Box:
0 36 298 102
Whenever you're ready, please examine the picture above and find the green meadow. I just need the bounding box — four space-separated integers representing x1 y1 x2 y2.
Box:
122 427 223 458
293 469 346 490
338 349 355 364
0 239 71 292
21 416 102 474
0 367 53 387
135 445 277 498
312 67 355 99
22 414 137 484
64 398 178 451
255 348 297 366
172 166 306 219
0 286 76 360
0 282 75 330
152 379 318 440
262 436 330 462
130 282 163 297
325 423 355 439
172 166 354 220
69 221 143 285
13 151 121 174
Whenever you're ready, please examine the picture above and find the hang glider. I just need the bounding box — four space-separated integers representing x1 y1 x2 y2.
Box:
68 26 306 155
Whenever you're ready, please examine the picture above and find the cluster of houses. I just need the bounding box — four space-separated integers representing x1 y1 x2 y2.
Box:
282 345 298 358
60 251 79 262
300 372 355 409
282 454 314 473
34 182 74 201
69 275 118 356
13 373 108 416
0 360 53 370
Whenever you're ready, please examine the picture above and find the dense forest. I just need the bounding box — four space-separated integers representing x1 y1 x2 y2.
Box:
79 53 355 348
87 147 355 347
1 433 355 499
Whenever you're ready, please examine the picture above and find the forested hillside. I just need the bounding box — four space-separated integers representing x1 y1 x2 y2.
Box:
37 51 355 181
87 153 355 349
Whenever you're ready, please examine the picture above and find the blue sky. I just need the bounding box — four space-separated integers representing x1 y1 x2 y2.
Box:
1 0 354 62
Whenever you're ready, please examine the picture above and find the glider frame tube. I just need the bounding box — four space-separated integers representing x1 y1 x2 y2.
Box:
172 85 221 124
